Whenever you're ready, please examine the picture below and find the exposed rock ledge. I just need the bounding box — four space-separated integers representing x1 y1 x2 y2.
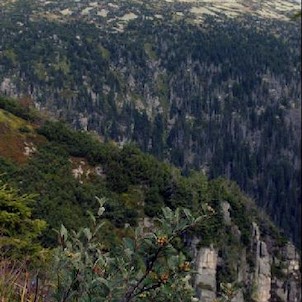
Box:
192 202 301 302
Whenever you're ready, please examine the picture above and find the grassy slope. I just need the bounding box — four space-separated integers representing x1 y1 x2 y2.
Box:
0 96 296 302
0 96 288 250
0 109 46 164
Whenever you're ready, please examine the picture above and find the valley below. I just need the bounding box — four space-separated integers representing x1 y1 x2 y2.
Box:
0 1 301 300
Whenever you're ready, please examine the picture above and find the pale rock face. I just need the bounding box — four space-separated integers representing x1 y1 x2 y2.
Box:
221 201 231 225
189 221 300 302
72 160 88 183
95 166 105 177
194 246 218 302
102 84 111 95
72 164 84 180
1 78 17 96
24 142 36 157
274 276 301 302
275 279 287 301
232 289 244 302
284 243 300 274
252 222 260 241
274 243 301 302
250 224 301 302
252 223 271 302
79 115 88 131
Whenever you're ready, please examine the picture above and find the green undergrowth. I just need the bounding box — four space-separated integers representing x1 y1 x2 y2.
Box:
0 96 291 298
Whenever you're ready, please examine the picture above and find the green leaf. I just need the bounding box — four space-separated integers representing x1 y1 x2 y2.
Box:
92 277 110 289
60 224 68 241
83 227 92 241
98 206 105 217
162 207 173 220
123 237 135 252
183 208 193 221
96 196 107 216
92 222 106 236
87 210 96 225
175 207 180 223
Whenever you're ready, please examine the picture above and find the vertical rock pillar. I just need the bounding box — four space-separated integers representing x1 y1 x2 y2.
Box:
194 245 218 302
252 222 271 302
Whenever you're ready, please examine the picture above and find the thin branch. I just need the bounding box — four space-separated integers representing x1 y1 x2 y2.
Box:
33 273 39 302
132 281 162 298
121 221 198 302
121 247 163 302
61 269 80 302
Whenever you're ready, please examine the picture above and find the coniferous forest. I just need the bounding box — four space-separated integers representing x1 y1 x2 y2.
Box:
0 0 301 299
1 1 300 247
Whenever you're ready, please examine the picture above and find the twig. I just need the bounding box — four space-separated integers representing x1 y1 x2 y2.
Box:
61 269 80 302
132 281 162 298
121 247 163 302
20 271 29 302
33 273 39 302
120 220 199 302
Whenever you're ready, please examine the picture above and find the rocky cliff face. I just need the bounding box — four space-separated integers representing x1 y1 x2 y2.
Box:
252 222 272 302
192 201 301 302
194 246 218 302
271 243 301 302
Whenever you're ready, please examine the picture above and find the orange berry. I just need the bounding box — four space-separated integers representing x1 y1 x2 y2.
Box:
156 236 168 246
92 265 104 276
160 273 169 283
179 261 190 272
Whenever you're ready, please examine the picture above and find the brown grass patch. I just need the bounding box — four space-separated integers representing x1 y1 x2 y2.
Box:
0 110 47 164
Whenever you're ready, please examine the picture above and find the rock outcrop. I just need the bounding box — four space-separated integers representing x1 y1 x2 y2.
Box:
193 202 301 302
271 243 301 302
194 246 218 302
252 222 272 302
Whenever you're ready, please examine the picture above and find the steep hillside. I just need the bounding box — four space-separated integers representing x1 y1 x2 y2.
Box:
0 0 300 247
0 96 301 301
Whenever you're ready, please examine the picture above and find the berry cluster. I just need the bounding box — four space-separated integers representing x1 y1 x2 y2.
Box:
179 261 190 272
156 235 168 246
159 273 169 284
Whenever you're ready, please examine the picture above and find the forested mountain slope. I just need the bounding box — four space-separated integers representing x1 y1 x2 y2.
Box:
0 96 301 301
0 0 301 247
